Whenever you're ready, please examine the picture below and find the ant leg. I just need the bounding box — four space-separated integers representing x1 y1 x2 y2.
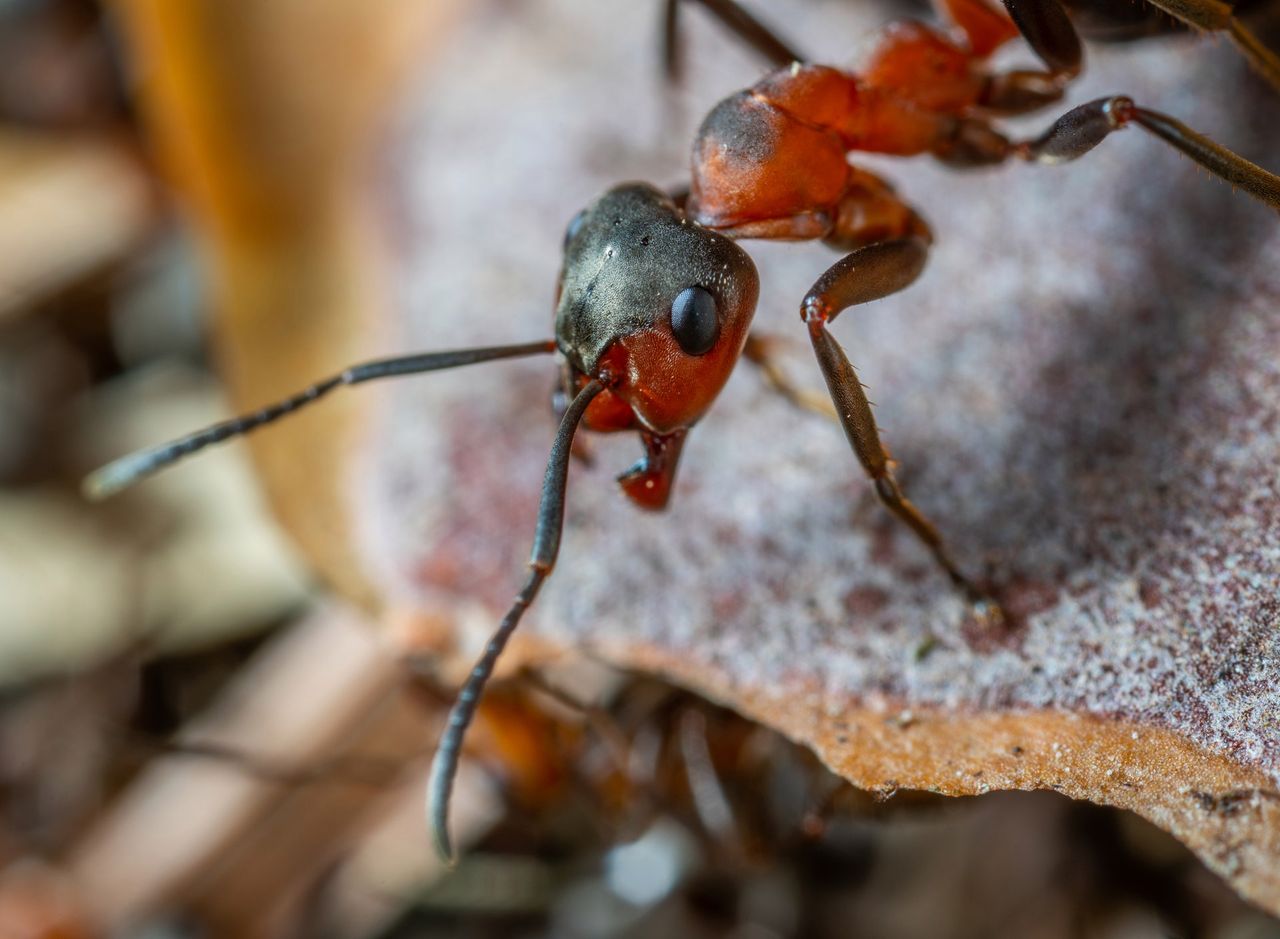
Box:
933 96 1280 208
926 0 1082 116
662 0 805 83
999 0 1280 91
1017 96 1280 210
978 0 1279 116
743 333 838 420
968 0 1082 114
999 0 1083 78
800 239 994 607
931 0 1070 117
1141 0 1280 89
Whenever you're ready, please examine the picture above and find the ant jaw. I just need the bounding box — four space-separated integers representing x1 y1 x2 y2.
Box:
616 428 689 510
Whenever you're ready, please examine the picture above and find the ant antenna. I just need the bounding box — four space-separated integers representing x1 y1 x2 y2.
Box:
426 377 605 862
82 340 557 500
83 338 605 860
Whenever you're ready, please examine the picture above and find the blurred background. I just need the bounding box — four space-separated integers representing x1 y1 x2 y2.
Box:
0 0 1279 936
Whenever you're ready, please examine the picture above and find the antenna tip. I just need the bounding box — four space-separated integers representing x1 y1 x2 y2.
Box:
426 763 458 865
80 451 154 501
427 801 456 865
433 832 456 866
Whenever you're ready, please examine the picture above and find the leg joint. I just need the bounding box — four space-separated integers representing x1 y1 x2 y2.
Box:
801 296 831 325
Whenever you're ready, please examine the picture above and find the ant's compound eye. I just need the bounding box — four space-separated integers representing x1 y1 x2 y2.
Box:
670 286 720 356
563 209 587 250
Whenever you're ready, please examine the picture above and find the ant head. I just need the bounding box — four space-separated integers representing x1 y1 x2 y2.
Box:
555 183 759 434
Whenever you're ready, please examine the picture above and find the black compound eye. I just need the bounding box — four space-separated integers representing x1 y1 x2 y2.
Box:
563 209 587 251
670 286 720 356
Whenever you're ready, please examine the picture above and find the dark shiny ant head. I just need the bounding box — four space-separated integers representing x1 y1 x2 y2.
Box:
555 183 759 435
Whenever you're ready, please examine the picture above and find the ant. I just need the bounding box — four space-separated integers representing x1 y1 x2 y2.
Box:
83 0 1280 863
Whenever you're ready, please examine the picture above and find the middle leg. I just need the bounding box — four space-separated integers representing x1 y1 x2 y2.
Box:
799 237 995 608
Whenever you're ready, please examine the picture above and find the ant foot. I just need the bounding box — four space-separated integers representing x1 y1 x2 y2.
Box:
952 575 1006 631
969 594 1007 632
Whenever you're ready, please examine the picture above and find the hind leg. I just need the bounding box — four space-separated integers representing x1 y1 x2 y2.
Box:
927 95 1280 209
661 0 805 83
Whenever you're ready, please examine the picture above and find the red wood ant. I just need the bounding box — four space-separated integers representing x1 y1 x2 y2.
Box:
83 0 1280 862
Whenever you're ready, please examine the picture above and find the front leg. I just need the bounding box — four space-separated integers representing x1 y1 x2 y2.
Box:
801 238 995 609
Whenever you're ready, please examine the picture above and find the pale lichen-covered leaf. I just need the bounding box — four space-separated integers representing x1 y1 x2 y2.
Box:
346 0 1280 912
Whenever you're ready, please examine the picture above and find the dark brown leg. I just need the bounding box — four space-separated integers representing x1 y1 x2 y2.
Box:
1005 0 1280 93
1139 0 1280 89
935 0 1079 120
800 239 995 608
933 95 1280 210
943 0 1081 118
662 0 806 83
978 69 1067 116
1017 96 1280 210
1000 0 1083 77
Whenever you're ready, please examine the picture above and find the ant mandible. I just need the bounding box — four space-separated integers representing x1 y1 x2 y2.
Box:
84 0 1280 862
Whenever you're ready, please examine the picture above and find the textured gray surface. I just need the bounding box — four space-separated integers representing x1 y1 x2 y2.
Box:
357 0 1280 788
